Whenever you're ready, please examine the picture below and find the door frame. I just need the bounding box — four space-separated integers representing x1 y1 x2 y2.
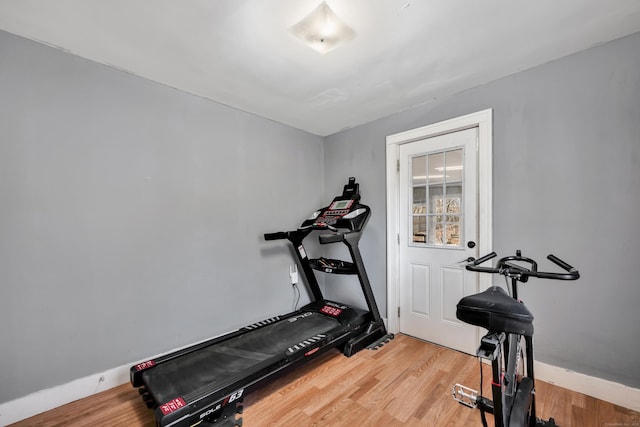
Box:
385 109 493 335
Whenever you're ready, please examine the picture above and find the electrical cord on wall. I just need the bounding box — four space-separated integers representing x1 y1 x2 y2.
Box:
290 265 300 311
292 283 300 311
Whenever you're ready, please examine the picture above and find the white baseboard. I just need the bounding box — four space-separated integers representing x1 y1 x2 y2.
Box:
535 361 640 412
0 362 131 426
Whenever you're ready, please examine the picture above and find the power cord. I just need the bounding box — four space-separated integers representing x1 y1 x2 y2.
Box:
290 265 300 311
292 284 300 311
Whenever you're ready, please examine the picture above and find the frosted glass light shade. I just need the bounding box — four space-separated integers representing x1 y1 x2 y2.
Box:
290 1 355 55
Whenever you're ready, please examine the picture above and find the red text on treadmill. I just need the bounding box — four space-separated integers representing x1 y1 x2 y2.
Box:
320 305 343 317
160 397 187 415
134 360 156 371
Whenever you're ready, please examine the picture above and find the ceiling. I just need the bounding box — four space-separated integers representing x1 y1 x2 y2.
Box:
1 1 639 136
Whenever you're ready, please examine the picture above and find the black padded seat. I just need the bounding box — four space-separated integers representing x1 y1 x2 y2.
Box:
456 286 534 336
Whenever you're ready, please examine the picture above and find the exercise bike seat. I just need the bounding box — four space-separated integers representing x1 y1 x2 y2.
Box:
456 286 534 336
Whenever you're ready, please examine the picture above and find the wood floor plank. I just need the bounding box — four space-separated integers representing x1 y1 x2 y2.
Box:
8 334 639 427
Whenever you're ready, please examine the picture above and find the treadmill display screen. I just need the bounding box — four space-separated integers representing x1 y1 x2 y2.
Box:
329 200 353 211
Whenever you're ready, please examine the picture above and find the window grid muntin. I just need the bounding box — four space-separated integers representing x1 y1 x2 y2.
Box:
410 148 464 248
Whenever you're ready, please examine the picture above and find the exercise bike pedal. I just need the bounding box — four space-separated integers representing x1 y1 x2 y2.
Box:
452 383 478 408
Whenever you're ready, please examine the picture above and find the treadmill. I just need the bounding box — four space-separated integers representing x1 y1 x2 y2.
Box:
130 177 392 427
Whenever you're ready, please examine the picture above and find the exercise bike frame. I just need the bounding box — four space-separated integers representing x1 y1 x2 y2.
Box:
453 250 579 427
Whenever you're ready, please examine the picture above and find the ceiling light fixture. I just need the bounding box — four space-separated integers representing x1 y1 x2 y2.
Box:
289 1 355 55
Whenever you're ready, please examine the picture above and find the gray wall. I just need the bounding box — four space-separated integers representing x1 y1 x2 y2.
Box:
324 31 640 388
2 25 639 406
0 31 325 404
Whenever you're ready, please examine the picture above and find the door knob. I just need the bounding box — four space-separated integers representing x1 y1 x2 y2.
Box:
467 241 476 249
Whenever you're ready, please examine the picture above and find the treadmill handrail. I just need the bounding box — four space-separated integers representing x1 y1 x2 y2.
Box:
319 232 344 244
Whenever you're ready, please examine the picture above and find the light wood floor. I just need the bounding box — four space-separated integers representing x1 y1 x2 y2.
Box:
9 334 639 426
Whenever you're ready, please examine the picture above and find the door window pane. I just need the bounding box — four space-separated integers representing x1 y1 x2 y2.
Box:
428 215 443 245
429 186 443 215
412 216 426 243
410 148 464 248
446 149 464 182
412 155 426 185
412 187 426 214
428 152 445 185
411 155 427 243
446 216 461 245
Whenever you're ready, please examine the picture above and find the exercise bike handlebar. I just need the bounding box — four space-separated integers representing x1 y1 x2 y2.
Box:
467 251 580 281
472 251 497 265
535 254 580 280
547 254 578 273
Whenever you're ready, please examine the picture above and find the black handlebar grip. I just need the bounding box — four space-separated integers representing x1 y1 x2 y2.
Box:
319 233 344 244
547 254 577 272
535 271 579 280
466 265 500 274
264 232 287 241
473 251 497 265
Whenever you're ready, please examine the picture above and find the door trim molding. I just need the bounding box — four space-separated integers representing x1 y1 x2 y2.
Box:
385 109 493 334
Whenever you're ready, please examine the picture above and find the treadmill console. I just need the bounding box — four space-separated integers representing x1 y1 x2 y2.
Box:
301 177 370 232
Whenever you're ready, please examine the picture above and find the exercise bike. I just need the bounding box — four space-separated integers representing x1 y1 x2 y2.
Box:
452 250 579 427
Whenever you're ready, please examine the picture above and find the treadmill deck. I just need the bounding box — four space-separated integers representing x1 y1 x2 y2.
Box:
142 312 340 404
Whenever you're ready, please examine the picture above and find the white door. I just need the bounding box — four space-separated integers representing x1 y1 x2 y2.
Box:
398 127 479 354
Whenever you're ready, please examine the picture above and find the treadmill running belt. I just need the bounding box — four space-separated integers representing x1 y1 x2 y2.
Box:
143 312 339 404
